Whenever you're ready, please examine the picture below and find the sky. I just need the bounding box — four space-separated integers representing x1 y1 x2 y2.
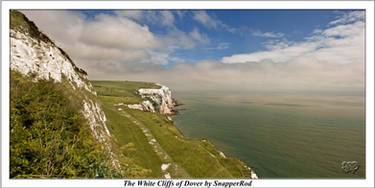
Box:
21 10 365 93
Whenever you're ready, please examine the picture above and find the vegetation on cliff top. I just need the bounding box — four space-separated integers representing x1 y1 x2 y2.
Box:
9 10 253 179
9 10 151 179
10 71 152 178
92 80 160 104
92 80 253 178
10 71 118 178
10 10 87 76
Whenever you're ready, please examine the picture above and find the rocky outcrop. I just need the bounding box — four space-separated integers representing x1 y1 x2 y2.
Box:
10 30 95 94
10 28 119 169
127 84 176 115
127 101 155 112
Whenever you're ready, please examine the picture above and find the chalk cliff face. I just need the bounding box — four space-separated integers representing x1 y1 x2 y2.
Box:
10 26 119 169
10 30 94 93
127 84 175 115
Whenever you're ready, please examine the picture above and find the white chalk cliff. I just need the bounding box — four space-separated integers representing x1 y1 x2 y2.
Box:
10 28 120 169
127 84 176 115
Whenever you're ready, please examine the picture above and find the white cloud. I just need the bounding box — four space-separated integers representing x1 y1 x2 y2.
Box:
262 39 293 50
322 21 364 37
143 49 170 65
160 11 175 26
92 58 364 93
222 12 364 65
329 11 365 25
22 11 162 67
175 10 185 19
115 10 143 20
21 10 198 69
312 28 323 34
193 11 215 27
20 11 85 47
79 14 161 49
192 11 235 33
251 30 284 38
205 42 229 50
116 10 175 27
162 27 211 50
189 28 210 44
163 29 196 49
19 10 365 93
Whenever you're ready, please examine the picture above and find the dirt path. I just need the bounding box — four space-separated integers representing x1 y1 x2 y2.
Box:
120 110 190 178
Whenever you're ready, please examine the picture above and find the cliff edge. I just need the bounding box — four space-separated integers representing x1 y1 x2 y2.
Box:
127 83 176 115
10 10 121 178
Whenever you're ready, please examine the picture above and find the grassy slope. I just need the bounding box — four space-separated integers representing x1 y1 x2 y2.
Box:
10 71 123 178
102 104 164 178
91 81 252 178
92 81 160 104
10 11 150 178
9 10 121 178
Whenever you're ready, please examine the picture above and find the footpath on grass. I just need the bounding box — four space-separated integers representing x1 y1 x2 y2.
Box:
119 110 191 178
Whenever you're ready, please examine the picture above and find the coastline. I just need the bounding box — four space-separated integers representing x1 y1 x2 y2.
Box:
170 98 259 179
113 82 259 178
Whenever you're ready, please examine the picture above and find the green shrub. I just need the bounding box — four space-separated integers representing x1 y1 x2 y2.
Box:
10 71 119 178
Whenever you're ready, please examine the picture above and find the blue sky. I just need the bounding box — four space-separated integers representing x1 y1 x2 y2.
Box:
73 9 360 65
22 9 365 92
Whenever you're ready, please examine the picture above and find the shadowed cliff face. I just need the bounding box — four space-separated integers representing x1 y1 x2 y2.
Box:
10 10 120 170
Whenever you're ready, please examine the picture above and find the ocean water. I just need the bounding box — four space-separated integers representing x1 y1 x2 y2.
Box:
172 91 365 178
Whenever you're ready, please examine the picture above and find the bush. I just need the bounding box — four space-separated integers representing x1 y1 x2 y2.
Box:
10 71 118 178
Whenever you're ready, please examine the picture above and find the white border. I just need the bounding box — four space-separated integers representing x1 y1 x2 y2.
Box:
1 1 374 187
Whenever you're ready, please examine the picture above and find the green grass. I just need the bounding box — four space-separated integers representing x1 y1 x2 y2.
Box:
92 80 252 178
127 109 251 178
92 81 163 177
10 71 122 178
9 11 151 178
10 71 152 179
92 81 160 104
100 102 164 178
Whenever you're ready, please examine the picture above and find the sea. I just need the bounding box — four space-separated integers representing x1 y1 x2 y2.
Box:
172 91 365 178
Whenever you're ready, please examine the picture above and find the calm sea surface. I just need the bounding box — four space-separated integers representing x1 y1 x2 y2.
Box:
172 91 365 178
